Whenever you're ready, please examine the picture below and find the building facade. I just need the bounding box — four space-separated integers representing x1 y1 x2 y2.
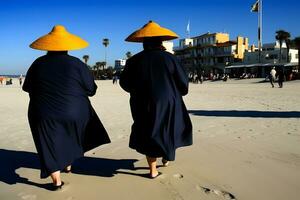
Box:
114 59 126 71
226 41 299 78
243 42 298 64
174 32 248 75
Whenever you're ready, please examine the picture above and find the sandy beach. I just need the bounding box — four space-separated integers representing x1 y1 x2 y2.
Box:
1 78 300 200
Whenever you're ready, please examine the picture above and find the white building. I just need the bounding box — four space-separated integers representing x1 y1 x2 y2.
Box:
114 59 126 70
243 42 298 64
162 41 174 54
226 41 299 77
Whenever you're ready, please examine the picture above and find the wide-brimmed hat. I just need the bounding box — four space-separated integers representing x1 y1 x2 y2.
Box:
30 25 88 51
125 20 178 42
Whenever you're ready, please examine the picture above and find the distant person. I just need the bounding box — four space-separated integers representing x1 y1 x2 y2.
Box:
112 75 118 84
276 68 284 88
0 77 3 85
194 74 199 83
120 21 193 179
6 78 12 85
200 70 204 84
270 67 276 88
19 74 23 86
223 74 229 82
23 25 110 190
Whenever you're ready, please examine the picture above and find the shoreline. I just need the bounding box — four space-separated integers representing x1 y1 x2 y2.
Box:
0 79 300 200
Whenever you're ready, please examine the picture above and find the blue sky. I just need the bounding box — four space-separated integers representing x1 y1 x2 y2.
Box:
1 0 299 74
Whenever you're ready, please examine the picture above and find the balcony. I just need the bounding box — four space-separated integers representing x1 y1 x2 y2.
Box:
173 44 194 51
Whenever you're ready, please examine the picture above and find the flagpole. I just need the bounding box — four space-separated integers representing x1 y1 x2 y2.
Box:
258 0 262 63
260 0 263 49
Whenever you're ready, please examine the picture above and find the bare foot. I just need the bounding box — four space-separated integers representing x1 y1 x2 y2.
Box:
162 158 169 167
64 165 72 173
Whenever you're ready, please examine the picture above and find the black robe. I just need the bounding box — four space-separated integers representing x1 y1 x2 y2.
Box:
120 49 192 161
23 52 110 178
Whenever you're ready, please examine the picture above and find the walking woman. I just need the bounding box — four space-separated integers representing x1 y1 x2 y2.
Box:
23 25 110 190
120 21 193 178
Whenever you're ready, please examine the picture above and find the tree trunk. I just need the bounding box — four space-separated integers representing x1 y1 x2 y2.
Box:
298 49 300 72
279 42 282 63
96 67 100 80
286 41 290 63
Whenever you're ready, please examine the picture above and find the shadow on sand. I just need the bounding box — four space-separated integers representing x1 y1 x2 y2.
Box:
188 110 300 118
0 149 147 190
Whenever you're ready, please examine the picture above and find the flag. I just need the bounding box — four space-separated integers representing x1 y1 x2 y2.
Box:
186 20 190 33
251 0 259 12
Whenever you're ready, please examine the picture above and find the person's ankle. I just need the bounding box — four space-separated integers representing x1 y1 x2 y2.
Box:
150 171 158 177
53 181 62 186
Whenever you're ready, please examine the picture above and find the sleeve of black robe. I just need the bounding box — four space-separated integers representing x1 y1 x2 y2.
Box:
79 63 98 96
22 62 36 93
78 62 111 151
120 58 135 93
172 56 189 96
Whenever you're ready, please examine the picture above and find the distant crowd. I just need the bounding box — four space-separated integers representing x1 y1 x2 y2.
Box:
188 67 298 84
189 71 231 83
0 75 23 86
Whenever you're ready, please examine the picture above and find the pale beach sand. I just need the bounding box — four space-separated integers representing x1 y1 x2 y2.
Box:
0 78 300 200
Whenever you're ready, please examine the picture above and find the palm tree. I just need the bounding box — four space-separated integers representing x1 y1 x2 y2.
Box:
102 38 109 69
95 62 102 79
92 65 97 79
100 62 106 71
286 39 291 62
126 51 132 59
275 30 291 63
83 55 89 65
293 37 300 71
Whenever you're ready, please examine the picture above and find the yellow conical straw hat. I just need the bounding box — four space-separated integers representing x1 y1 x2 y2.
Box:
125 20 178 42
30 25 89 51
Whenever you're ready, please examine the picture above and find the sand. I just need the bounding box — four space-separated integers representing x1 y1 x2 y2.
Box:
0 78 300 200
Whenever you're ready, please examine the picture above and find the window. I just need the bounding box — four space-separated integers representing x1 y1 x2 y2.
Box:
269 54 278 59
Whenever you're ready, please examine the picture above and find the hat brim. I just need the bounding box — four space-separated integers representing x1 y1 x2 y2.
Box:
30 32 88 51
125 22 178 43
125 35 178 42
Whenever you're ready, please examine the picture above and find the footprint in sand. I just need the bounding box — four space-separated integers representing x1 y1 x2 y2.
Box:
244 160 252 164
18 192 37 200
197 185 236 200
173 173 184 179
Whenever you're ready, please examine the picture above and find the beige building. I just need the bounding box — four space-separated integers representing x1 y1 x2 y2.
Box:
174 32 248 74
162 41 175 54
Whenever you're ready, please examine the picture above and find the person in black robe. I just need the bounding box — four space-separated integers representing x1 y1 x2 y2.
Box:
120 21 193 178
23 25 110 190
276 68 285 88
